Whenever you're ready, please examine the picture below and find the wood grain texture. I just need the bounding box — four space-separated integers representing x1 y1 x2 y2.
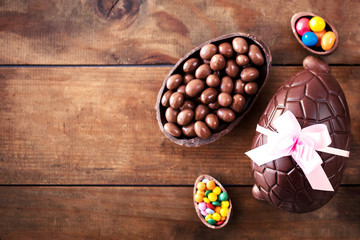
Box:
0 186 359 240
0 66 359 185
0 0 359 65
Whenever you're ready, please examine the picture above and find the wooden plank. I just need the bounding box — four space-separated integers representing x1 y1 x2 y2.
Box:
0 0 359 65
0 186 359 239
0 66 359 185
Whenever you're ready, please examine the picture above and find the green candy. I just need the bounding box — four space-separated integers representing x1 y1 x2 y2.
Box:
212 201 221 206
219 192 228 201
205 190 212 197
207 218 216 225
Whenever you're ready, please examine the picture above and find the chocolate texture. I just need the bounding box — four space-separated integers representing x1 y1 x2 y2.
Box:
251 56 351 212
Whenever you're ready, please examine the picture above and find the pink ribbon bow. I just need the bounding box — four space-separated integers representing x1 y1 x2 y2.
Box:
245 111 349 191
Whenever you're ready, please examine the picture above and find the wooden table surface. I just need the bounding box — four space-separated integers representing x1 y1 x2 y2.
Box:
0 1 359 239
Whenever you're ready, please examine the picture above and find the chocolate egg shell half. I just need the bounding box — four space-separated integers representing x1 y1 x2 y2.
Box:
250 56 351 213
156 33 272 147
291 12 339 55
193 175 232 229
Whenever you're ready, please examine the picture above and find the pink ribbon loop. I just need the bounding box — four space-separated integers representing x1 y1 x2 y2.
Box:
245 111 350 192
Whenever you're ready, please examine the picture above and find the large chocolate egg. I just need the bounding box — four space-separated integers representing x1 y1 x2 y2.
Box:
250 56 351 213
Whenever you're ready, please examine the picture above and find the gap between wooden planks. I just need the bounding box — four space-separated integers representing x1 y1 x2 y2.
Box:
0 66 359 185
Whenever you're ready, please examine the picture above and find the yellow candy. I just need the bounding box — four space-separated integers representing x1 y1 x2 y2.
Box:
206 180 216 190
208 193 217 202
205 214 212 221
212 213 221 221
213 186 221 195
221 201 229 208
194 194 203 203
197 182 206 191
220 207 229 217
215 206 221 214
196 190 205 197
203 197 210 203
309 16 326 32
321 31 336 51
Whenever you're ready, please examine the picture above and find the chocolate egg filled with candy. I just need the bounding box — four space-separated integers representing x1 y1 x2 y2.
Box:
156 33 271 147
291 12 339 55
246 56 351 213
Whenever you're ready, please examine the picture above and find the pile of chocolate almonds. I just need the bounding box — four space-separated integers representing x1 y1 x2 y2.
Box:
156 33 271 147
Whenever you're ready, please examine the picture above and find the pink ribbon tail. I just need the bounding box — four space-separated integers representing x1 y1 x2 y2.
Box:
305 167 334 191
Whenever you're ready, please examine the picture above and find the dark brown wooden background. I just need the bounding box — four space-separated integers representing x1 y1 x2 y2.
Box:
0 0 359 239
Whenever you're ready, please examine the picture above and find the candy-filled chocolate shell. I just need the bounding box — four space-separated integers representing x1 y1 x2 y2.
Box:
193 175 232 229
250 56 351 212
291 12 339 55
156 33 271 147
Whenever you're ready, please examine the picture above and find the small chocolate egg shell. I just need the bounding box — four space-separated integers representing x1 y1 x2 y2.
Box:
156 33 272 147
291 12 339 55
250 56 351 213
193 175 232 229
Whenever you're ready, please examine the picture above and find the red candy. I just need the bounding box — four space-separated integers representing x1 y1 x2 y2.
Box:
216 221 224 225
206 203 215 210
296 18 311 36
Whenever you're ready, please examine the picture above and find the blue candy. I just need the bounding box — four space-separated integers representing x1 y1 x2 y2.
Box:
302 32 318 47
205 208 215 214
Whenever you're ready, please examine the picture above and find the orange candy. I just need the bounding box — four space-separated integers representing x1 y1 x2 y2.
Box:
197 182 206 191
215 206 222 213
194 194 204 203
206 180 216 190
196 190 205 197
321 31 336 51
314 29 326 47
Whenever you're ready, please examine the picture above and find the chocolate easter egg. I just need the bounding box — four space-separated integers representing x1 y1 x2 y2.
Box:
250 56 351 213
156 33 271 147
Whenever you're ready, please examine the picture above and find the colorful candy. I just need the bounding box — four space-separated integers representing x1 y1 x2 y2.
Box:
220 208 229 217
295 18 311 36
212 213 221 221
212 186 221 195
195 177 230 227
302 32 318 47
296 16 336 51
206 180 216 190
212 201 221 206
208 192 217 202
194 193 203 203
219 192 228 201
221 200 229 208
314 29 326 47
205 190 211 197
197 182 206 191
309 16 326 32
321 31 336 51
206 208 215 215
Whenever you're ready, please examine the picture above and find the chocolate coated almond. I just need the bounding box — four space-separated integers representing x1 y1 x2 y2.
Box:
217 108 236 122
183 58 201 73
232 37 248 54
248 44 264 66
200 88 218 104
164 123 181 137
185 79 205 97
194 121 211 139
